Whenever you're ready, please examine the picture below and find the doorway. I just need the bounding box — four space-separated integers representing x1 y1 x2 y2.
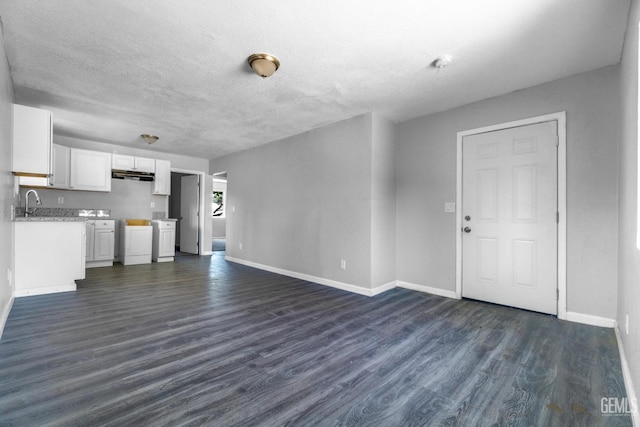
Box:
211 172 227 253
456 112 567 317
169 170 206 255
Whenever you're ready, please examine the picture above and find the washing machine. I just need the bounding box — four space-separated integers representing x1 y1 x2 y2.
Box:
120 219 152 265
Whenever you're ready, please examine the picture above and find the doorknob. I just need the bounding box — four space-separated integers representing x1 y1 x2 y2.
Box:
464 227 471 233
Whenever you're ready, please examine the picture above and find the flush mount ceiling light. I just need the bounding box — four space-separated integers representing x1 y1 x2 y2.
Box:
141 134 159 144
433 55 453 69
247 53 280 78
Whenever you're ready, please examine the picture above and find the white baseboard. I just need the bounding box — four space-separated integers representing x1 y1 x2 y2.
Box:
225 256 383 297
0 294 15 341
615 324 639 426
86 260 113 268
15 284 76 298
371 281 397 296
396 281 458 299
565 311 616 328
201 250 213 256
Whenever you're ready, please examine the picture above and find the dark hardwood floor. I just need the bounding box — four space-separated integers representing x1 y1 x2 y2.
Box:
0 252 631 426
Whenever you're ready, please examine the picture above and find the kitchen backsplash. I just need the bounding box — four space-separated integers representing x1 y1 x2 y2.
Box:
18 178 169 219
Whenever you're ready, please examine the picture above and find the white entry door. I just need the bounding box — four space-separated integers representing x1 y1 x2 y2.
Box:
462 121 558 314
180 175 200 254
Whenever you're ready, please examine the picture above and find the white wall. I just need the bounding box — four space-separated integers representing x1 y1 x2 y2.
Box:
618 0 640 407
0 24 16 338
396 65 620 320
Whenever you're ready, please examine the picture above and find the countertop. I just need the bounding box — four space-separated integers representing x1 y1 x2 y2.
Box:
14 216 88 222
12 207 113 222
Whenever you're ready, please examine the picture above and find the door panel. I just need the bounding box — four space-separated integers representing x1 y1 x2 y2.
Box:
462 121 557 314
180 175 199 254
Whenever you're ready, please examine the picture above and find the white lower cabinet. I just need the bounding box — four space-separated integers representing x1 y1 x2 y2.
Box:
14 221 86 297
120 221 153 265
86 220 115 268
151 220 176 262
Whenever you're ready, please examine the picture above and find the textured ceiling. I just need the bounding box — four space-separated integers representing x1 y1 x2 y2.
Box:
0 0 631 160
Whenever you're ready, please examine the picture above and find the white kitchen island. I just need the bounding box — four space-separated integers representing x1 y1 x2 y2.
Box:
13 218 86 297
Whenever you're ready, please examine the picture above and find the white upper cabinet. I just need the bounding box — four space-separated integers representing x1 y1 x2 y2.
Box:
153 159 171 195
12 104 52 177
70 148 112 192
49 144 71 189
112 154 155 173
134 156 155 173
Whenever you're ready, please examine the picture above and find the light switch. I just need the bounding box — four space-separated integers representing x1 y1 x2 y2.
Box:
444 202 456 213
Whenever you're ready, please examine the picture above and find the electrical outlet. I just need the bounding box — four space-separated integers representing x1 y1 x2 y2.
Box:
150 202 156 208
239 243 243 250
626 313 629 335
444 202 456 213
6 268 11 288
340 260 346 270
57 196 64 204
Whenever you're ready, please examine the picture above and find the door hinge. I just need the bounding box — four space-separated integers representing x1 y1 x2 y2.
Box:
557 289 559 301
556 212 559 223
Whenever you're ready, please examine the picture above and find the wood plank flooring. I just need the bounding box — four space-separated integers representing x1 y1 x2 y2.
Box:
0 252 631 426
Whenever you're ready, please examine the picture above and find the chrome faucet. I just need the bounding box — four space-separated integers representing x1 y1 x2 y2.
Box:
25 189 42 217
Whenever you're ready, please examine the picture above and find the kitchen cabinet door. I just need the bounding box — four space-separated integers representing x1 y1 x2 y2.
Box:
50 144 71 189
158 228 176 257
112 154 135 170
134 157 155 173
94 227 115 261
112 154 155 173
70 149 112 192
85 221 95 261
12 104 52 177
153 159 171 195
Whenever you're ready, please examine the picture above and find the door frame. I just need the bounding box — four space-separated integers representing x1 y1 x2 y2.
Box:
172 167 208 256
455 111 567 319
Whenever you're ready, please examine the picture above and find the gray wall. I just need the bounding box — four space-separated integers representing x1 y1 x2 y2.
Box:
203 174 213 252
211 114 377 289
371 114 397 287
0 25 15 338
396 65 620 319
618 0 640 405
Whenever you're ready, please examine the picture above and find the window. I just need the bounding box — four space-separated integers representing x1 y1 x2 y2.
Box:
212 190 225 217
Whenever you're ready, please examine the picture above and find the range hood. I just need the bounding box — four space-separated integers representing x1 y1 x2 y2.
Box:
111 169 155 181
